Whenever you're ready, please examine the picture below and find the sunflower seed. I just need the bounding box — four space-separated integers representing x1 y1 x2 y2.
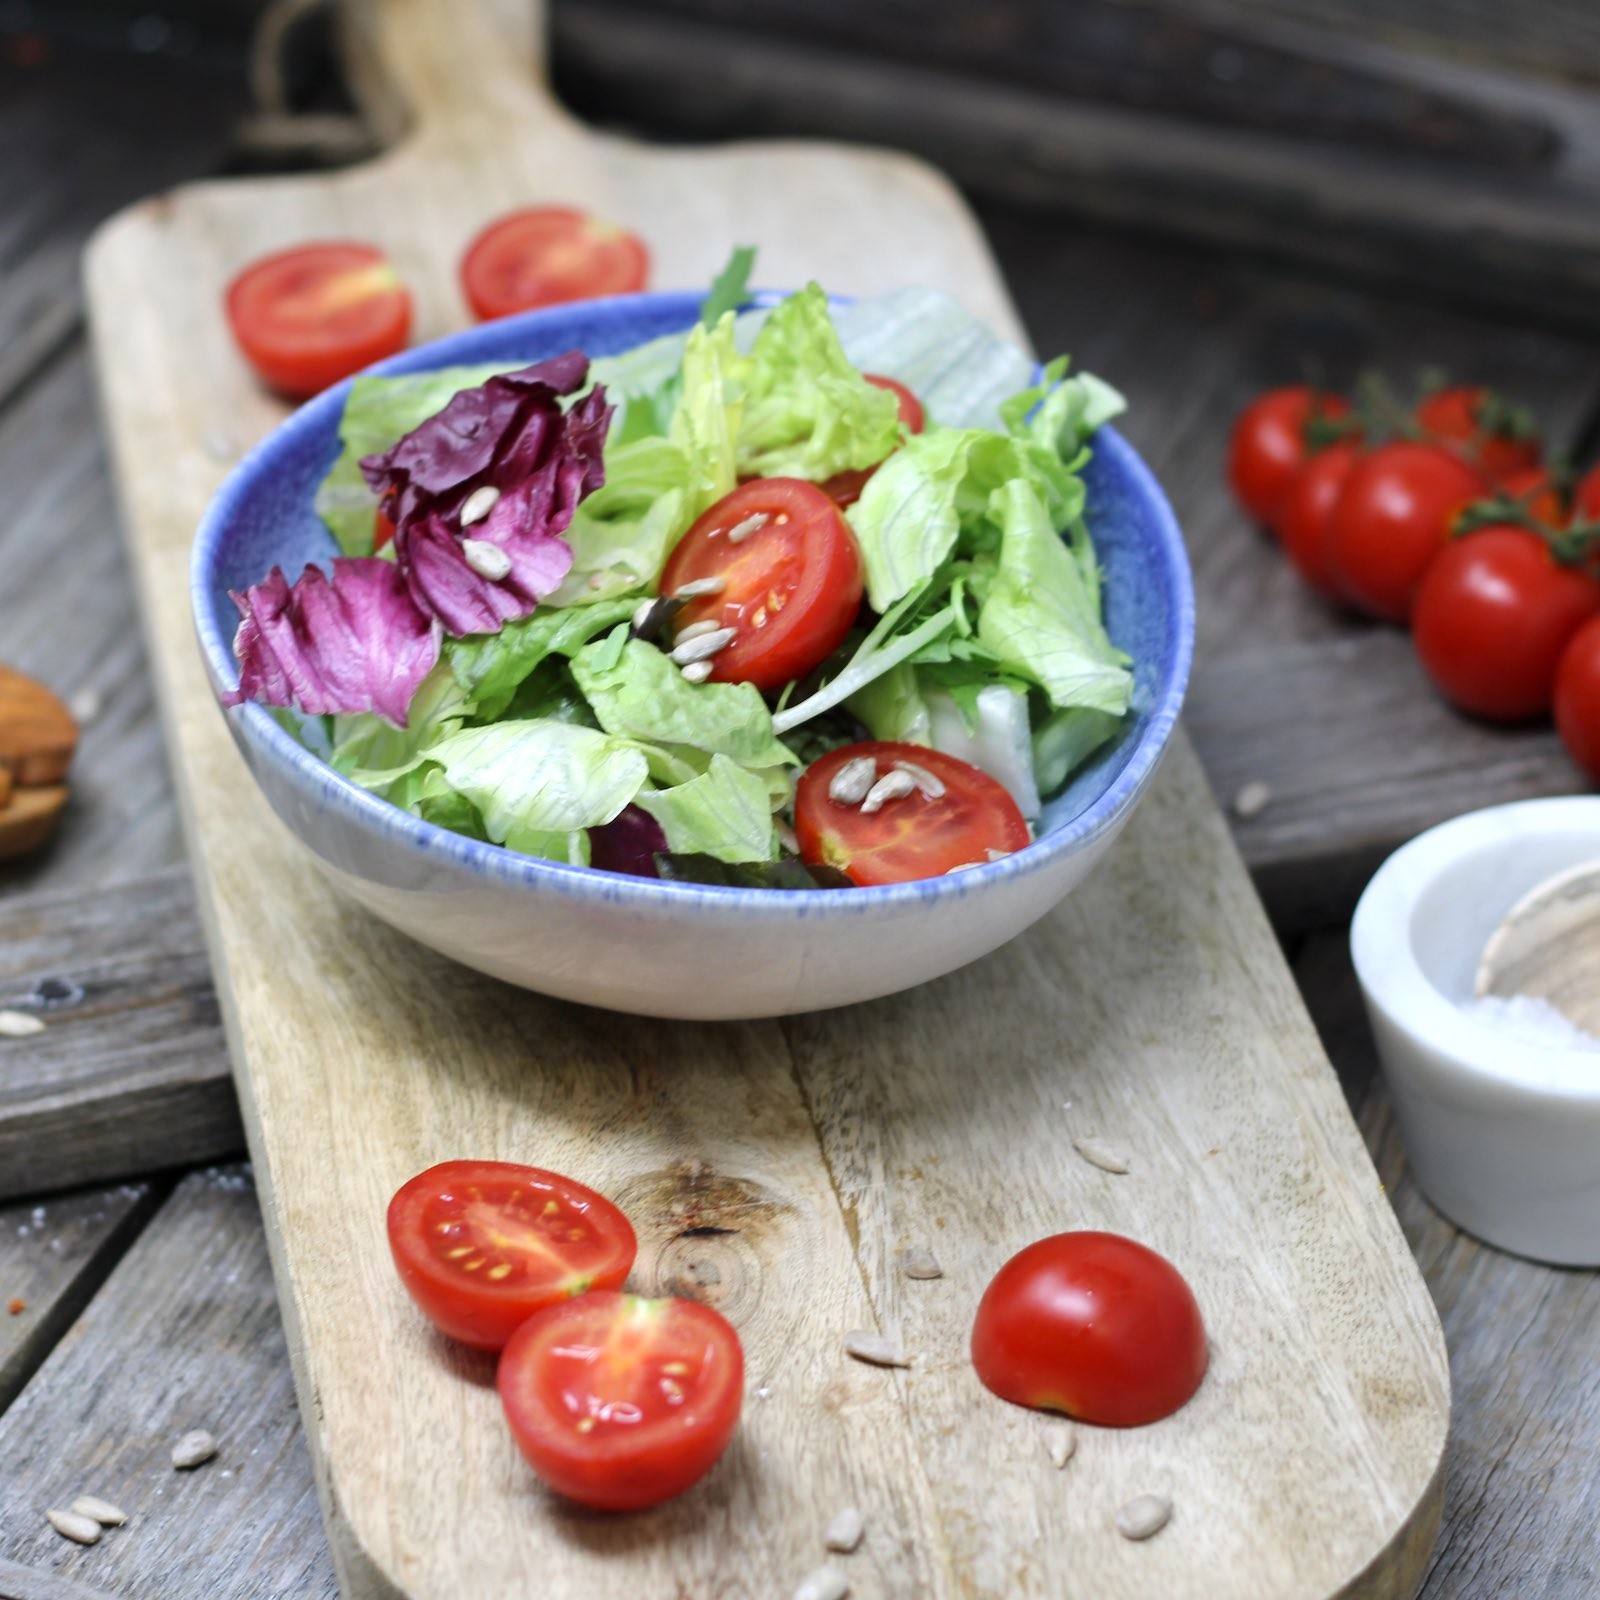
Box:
461 538 512 581
171 1429 218 1470
1045 1423 1078 1469
71 1496 128 1526
631 594 685 643
680 660 714 684
824 1505 865 1553
827 755 878 806
776 820 800 854
898 1247 942 1280
726 513 768 544
1115 1493 1172 1541
892 759 945 799
459 484 501 526
673 575 726 598
46 1509 101 1545
1073 1135 1130 1175
0 1010 44 1038
843 1329 912 1368
1232 780 1272 819
859 770 918 814
670 627 737 664
986 847 1014 862
69 686 102 725
793 1562 850 1600
944 861 982 875
675 619 723 643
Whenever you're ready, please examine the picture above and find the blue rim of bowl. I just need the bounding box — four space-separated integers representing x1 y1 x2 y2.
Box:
191 288 1195 918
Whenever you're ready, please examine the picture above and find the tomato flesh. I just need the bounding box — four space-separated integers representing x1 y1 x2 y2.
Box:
1556 616 1600 783
971 1232 1208 1427
387 1161 637 1351
225 241 411 400
1227 386 1348 528
460 207 649 322
822 373 925 507
499 1291 744 1511
659 478 864 692
795 741 1031 887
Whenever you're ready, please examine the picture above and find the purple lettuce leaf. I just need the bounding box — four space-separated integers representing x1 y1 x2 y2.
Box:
224 558 439 726
588 804 667 879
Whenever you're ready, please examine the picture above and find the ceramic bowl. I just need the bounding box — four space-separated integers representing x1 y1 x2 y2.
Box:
1351 798 1600 1266
192 291 1193 1019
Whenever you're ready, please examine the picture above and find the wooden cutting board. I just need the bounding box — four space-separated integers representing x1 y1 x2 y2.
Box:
84 2 1448 1595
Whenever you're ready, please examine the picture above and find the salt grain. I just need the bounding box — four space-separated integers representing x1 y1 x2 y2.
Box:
1460 993 1600 1053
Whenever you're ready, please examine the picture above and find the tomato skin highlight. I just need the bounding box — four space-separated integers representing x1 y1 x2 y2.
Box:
795 742 1032 887
971 1232 1208 1427
460 207 648 322
225 241 411 400
387 1161 637 1352
1556 616 1600 784
1227 387 1348 528
1413 527 1600 723
660 478 865 692
1325 442 1488 622
1416 385 1541 486
499 1292 744 1511
1276 439 1361 598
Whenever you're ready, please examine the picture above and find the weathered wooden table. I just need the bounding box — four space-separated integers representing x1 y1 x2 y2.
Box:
2 21 1599 1600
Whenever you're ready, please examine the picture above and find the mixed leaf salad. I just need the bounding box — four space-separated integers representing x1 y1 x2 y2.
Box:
225 257 1135 888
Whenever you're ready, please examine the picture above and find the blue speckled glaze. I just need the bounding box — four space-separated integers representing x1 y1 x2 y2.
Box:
191 290 1193 931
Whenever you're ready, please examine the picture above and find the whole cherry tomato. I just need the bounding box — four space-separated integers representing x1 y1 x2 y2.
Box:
1325 442 1488 622
1227 386 1349 528
1276 439 1362 598
1416 385 1541 486
1555 616 1600 784
1574 462 1600 524
1497 465 1565 529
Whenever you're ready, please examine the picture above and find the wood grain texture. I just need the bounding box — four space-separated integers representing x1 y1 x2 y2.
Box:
83 0 1447 1593
0 1556 121 1600
0 1167 337 1600
0 867 239 1202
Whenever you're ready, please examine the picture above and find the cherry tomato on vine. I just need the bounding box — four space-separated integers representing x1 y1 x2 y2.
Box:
795 742 1031 887
1325 441 1488 622
1497 465 1565 529
1276 439 1362 598
659 478 864 692
1227 386 1350 528
1574 463 1600 524
970 1232 1208 1427
1416 385 1541 485
822 374 926 508
387 1160 637 1351
1555 616 1600 784
226 242 411 399
460 207 649 322
1413 527 1600 722
499 1291 744 1511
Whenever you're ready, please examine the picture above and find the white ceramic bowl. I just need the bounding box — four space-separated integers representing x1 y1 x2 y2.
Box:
1351 798 1600 1265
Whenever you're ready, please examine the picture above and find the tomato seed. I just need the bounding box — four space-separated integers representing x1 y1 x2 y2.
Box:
487 1263 511 1280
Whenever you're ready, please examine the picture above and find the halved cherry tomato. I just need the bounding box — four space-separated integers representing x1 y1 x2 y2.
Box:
795 742 1031 887
1417 385 1541 486
1227 386 1349 528
971 1232 1207 1427
1556 616 1600 783
225 241 411 400
387 1160 637 1351
373 490 399 553
499 1291 744 1511
822 373 926 508
460 207 648 322
1276 438 1361 598
1325 441 1488 622
659 478 864 692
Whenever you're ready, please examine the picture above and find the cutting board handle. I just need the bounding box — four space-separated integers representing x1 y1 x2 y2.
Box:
339 0 578 148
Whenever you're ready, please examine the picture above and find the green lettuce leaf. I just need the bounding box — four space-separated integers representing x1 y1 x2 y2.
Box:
635 754 776 863
1033 705 1123 796
701 246 756 327
329 661 472 803
670 313 747 521
846 661 932 745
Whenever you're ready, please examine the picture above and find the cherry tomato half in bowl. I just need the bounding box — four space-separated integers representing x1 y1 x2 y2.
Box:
225 241 412 400
499 1291 744 1511
387 1160 637 1351
795 742 1031 887
460 207 649 322
822 374 926 508
659 478 865 692
971 1231 1208 1427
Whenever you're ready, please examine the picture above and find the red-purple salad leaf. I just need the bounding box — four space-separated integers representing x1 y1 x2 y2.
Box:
588 804 668 878
224 558 439 725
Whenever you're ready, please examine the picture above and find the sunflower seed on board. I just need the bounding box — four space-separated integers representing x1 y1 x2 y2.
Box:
843 1329 912 1368
726 513 768 544
1232 780 1272 819
0 1010 44 1038
70 1496 128 1526
793 1563 850 1600
675 619 723 643
669 627 737 665
892 759 945 799
459 484 501 526
824 1505 866 1553
859 769 918 815
1116 1493 1173 1541
171 1429 218 1470
46 1509 101 1546
461 539 512 581
1072 1135 1130 1175
680 660 714 684
898 1247 943 1280
1045 1422 1078 1469
673 575 726 599
827 755 878 806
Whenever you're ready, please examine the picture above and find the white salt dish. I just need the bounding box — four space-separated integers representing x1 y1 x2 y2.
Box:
1351 798 1600 1266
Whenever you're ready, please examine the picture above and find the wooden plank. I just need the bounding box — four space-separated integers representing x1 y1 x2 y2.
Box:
0 1166 337 1600
0 1556 121 1600
0 868 239 1202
